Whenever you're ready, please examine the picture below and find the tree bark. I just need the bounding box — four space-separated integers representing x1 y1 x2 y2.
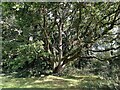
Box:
43 6 50 53
53 62 65 74
58 23 63 61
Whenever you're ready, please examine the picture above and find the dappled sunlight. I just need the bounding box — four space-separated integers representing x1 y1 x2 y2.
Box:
33 80 42 84
1 2 120 89
0 75 109 88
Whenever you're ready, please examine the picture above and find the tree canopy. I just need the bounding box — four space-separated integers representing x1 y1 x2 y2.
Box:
2 2 120 77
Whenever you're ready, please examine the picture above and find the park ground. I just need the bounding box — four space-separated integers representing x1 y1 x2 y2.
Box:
0 74 119 89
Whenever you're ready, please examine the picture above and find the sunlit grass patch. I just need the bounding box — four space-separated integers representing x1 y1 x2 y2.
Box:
0 74 119 89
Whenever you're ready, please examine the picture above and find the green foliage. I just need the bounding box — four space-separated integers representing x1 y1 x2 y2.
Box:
3 41 52 77
2 2 120 81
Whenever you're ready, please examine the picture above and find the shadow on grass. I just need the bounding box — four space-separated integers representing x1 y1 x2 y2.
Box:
1 75 75 88
1 74 119 89
63 75 101 80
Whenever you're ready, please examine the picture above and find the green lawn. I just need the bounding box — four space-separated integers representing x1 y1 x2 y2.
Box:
0 74 119 89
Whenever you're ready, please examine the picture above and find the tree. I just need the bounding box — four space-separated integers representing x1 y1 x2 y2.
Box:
2 2 120 75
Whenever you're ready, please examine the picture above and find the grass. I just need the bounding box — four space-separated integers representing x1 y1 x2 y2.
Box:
0 74 119 89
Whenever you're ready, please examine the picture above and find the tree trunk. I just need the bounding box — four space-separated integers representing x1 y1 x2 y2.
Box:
53 18 64 74
53 62 65 74
43 8 50 52
58 21 63 61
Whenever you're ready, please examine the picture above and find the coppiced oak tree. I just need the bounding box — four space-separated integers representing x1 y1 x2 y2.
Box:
2 2 120 74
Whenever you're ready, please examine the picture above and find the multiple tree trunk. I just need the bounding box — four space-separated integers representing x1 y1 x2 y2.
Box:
40 3 120 74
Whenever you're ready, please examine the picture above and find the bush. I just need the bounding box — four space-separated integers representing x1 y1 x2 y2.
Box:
2 40 52 77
